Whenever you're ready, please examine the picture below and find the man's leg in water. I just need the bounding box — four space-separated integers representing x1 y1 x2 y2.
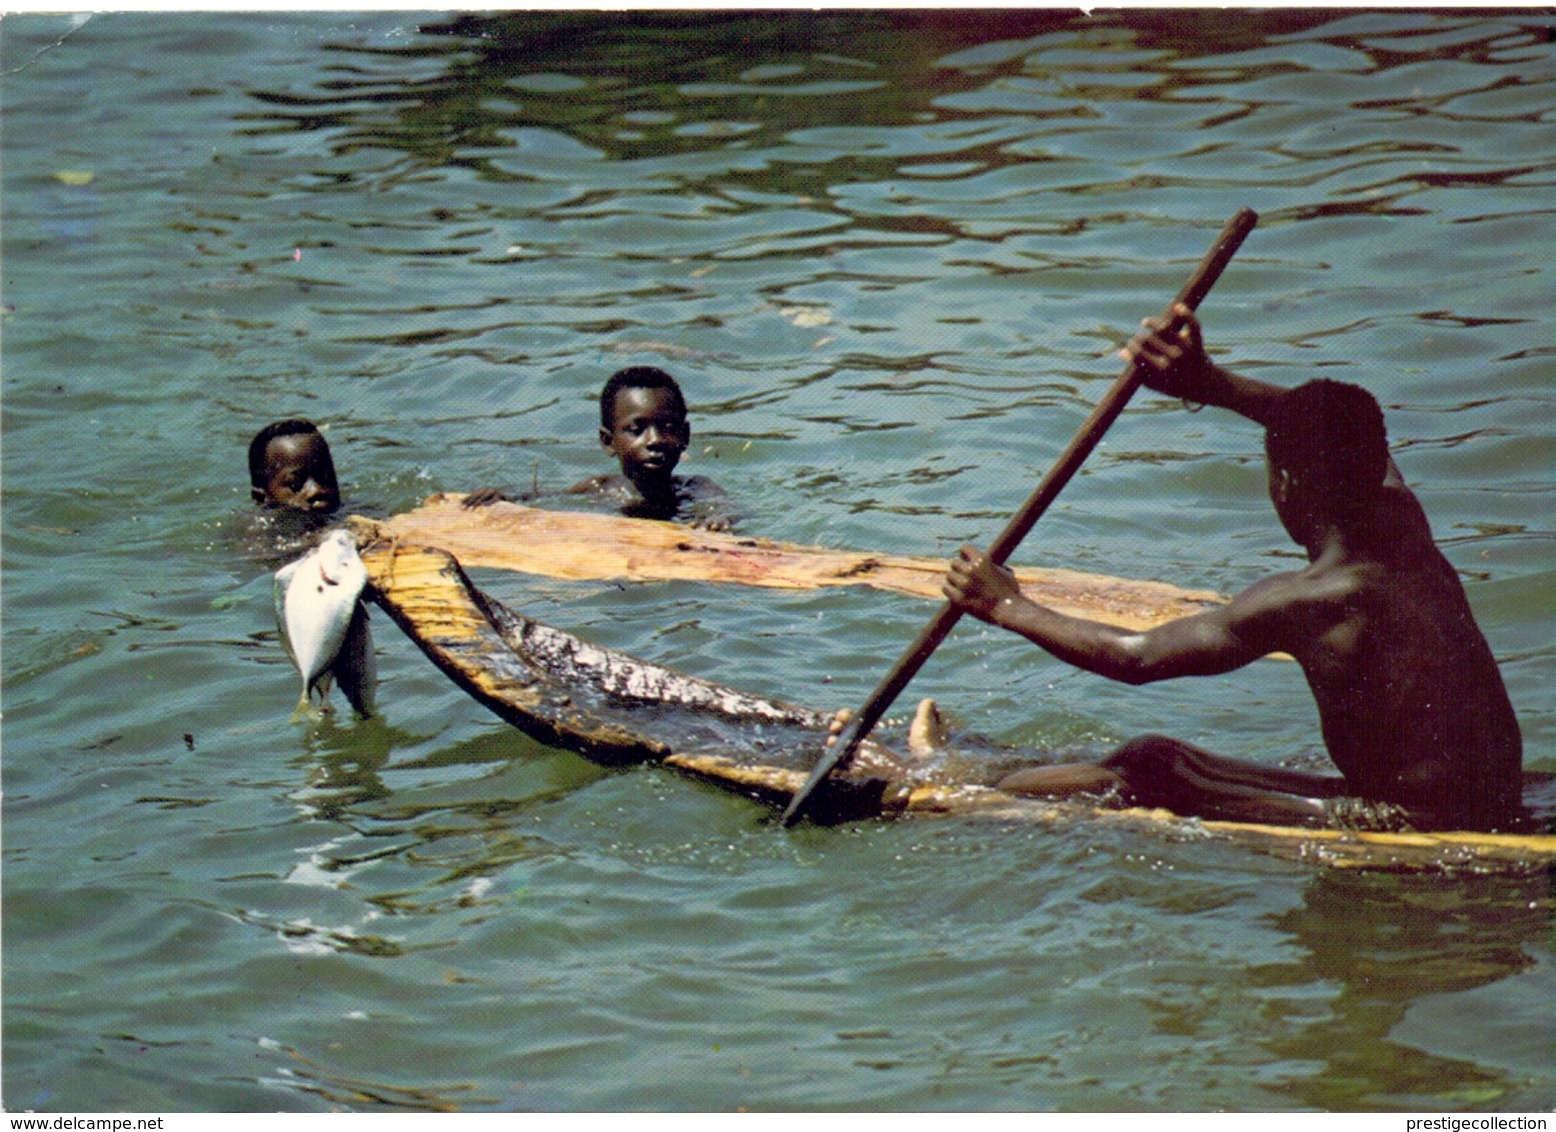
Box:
997 734 1347 826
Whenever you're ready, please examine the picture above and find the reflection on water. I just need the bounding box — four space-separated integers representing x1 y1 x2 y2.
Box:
1253 870 1553 1111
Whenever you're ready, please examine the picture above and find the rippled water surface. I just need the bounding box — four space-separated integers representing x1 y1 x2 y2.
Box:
2 10 1552 1113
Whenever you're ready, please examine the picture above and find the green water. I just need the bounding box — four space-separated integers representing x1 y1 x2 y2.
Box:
2 10 1551 1113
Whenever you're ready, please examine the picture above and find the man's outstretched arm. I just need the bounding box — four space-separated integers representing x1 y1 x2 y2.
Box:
943 545 1283 686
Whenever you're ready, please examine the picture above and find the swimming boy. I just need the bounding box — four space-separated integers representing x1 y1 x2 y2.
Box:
466 366 735 530
940 305 1523 832
249 418 340 514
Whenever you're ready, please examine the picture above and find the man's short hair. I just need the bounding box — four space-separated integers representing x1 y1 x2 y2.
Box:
600 366 686 429
248 419 322 486
1264 380 1389 500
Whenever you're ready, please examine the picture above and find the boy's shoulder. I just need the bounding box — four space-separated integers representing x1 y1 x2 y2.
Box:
567 473 632 496
567 471 723 494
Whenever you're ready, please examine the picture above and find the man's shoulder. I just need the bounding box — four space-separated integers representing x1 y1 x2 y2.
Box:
1221 559 1378 633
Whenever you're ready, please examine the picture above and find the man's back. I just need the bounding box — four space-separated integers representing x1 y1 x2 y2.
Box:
1282 482 1523 829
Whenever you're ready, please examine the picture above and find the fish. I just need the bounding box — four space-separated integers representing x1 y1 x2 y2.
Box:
330 600 376 718
274 528 376 718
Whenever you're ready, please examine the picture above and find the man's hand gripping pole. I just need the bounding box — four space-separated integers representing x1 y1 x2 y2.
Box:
781 207 1258 828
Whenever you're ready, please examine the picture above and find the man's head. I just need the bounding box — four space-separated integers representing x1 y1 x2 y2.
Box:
598 367 690 491
249 419 340 512
1264 380 1388 535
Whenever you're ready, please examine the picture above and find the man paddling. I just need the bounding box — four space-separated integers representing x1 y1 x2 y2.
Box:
941 305 1523 832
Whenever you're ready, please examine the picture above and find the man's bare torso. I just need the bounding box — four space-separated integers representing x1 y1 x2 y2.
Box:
1262 484 1522 827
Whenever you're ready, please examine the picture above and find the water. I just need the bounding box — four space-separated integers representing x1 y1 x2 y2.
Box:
2 9 1552 1113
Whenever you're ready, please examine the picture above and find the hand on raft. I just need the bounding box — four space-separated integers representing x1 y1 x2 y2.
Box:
462 487 511 509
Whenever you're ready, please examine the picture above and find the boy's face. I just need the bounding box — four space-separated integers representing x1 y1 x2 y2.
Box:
599 386 688 488
254 432 340 513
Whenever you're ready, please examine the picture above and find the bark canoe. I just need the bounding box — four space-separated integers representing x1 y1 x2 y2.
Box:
351 532 1556 874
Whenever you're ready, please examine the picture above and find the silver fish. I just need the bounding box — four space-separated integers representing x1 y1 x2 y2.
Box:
274 528 375 718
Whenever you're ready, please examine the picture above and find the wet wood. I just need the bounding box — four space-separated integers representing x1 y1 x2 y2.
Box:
357 536 1556 873
350 495 1226 632
358 539 669 765
668 752 1556 871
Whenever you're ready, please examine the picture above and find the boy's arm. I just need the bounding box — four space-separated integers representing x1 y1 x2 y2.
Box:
1123 303 1286 428
462 486 511 509
684 477 737 532
943 545 1301 685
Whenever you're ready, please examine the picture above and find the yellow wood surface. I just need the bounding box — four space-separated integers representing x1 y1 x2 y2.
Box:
358 536 1556 873
359 540 671 765
351 495 1226 632
663 753 1556 870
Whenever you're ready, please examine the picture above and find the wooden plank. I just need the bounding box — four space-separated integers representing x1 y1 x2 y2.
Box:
662 753 1556 871
356 537 1556 873
358 540 672 765
350 495 1226 632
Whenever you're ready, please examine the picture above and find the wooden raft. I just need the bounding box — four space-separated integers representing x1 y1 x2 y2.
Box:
355 536 1556 873
349 494 1225 632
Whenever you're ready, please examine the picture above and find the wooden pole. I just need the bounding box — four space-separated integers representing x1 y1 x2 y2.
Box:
782 207 1259 827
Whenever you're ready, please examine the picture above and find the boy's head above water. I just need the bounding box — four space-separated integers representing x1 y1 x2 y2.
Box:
249 419 340 513
598 367 690 491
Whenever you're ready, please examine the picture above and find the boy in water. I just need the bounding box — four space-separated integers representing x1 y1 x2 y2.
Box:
249 419 340 514
467 366 735 530
245 419 342 561
939 305 1523 832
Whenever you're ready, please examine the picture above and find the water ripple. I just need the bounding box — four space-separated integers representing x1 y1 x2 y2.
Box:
4 8 1553 1113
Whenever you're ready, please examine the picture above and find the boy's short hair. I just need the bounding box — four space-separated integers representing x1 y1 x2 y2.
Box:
1264 380 1389 501
249 419 324 486
599 366 686 429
